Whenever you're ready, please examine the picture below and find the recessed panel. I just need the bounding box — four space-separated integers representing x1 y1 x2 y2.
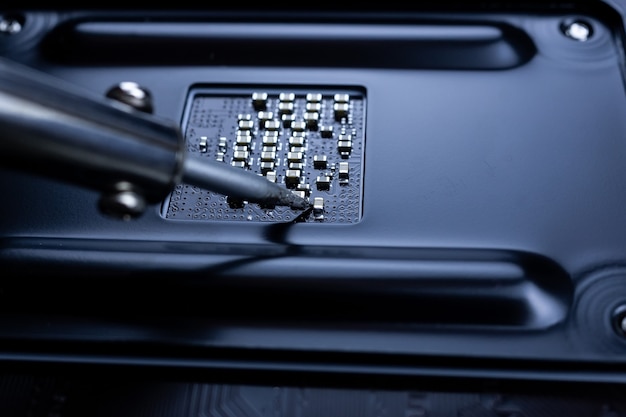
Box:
162 86 366 223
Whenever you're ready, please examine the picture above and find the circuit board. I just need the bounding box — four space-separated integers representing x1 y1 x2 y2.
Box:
162 87 366 223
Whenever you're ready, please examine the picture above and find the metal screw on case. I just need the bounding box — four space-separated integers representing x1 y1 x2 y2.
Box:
98 183 147 221
0 15 23 35
101 83 155 219
612 304 626 337
106 81 155 114
562 20 593 42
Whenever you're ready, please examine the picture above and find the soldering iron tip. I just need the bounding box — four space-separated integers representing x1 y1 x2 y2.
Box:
285 192 312 211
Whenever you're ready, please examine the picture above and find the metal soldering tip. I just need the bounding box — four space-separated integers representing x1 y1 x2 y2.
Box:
275 188 312 210
182 154 313 210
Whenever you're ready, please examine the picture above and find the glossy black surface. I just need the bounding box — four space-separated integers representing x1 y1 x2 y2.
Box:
40 21 536 69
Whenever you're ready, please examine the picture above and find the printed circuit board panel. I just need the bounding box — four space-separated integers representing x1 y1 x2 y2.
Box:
162 86 366 223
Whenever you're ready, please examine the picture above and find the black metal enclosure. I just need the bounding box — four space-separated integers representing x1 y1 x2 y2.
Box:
1 1 626 415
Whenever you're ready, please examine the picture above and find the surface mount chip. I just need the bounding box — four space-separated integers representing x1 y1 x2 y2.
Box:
162 86 366 223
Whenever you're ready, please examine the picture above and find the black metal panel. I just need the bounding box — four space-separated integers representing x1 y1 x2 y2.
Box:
0 1 625 395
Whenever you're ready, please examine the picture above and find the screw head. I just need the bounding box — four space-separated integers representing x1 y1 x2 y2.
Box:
0 15 23 35
98 184 147 220
562 20 593 42
612 304 626 337
106 81 154 114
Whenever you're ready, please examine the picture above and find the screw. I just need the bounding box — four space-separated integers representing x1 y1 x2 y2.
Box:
98 182 147 220
612 305 626 337
101 84 154 219
0 15 23 35
105 81 154 114
562 20 592 42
